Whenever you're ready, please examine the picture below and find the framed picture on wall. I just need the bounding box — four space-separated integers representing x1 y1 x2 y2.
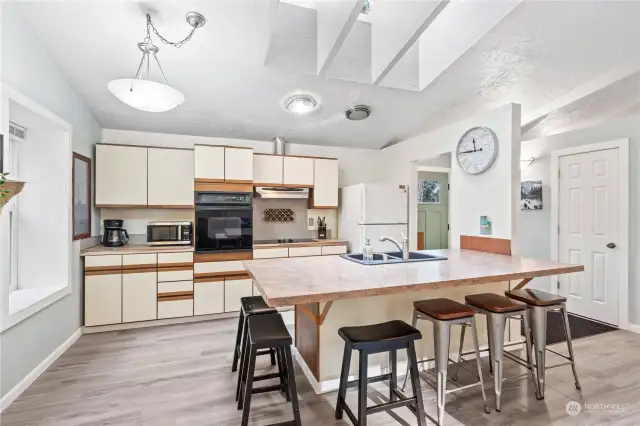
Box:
72 152 91 240
521 180 543 210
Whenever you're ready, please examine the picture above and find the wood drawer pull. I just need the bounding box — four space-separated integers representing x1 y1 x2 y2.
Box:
158 291 194 298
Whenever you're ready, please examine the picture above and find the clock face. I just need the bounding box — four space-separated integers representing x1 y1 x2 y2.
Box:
456 127 498 175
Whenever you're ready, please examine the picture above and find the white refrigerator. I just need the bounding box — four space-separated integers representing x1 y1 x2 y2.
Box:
339 183 408 253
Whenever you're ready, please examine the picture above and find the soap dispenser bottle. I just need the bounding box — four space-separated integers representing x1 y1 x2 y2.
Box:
363 238 374 261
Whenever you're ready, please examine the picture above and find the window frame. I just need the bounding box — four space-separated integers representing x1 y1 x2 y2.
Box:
4 134 21 293
417 179 441 204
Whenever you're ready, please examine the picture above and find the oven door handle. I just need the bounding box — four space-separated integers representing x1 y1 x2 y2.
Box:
195 205 253 211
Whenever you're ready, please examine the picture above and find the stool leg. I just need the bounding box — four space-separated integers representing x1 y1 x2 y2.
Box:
402 308 419 391
358 350 369 426
530 305 547 399
284 346 302 426
335 343 352 420
240 347 257 426
522 310 542 400
560 305 581 390
278 347 291 401
434 320 451 425
389 349 398 402
232 309 245 372
236 323 250 406
470 317 490 414
487 313 506 412
486 314 494 375
407 341 427 426
270 348 277 366
452 323 467 381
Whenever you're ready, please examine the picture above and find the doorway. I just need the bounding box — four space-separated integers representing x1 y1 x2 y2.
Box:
551 139 629 327
417 170 449 250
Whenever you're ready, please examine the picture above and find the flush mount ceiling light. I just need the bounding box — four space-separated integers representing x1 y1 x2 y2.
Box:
345 105 371 121
285 95 317 115
108 12 206 112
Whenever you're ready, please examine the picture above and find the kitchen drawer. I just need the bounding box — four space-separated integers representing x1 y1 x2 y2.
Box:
157 252 193 265
194 280 225 315
122 253 157 267
194 260 246 275
158 297 193 319
253 248 289 259
288 246 322 257
321 245 347 255
85 255 122 269
224 278 253 312
158 280 193 294
158 268 193 282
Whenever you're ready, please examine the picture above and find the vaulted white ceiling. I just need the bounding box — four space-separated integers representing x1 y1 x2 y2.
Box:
10 0 640 149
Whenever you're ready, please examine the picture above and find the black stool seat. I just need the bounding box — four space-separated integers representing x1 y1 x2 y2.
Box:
339 320 421 350
232 296 277 373
465 293 526 313
505 289 567 306
248 313 292 347
241 295 277 314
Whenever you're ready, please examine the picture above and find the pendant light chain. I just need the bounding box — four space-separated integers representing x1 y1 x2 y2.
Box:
145 13 197 48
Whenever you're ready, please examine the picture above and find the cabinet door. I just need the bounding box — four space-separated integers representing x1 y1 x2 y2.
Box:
148 148 194 207
225 147 253 182
253 248 289 259
289 246 322 257
194 145 225 181
283 156 314 186
253 154 283 186
224 278 254 312
311 158 339 208
194 278 225 315
85 273 122 326
95 145 148 207
321 245 347 255
122 271 157 323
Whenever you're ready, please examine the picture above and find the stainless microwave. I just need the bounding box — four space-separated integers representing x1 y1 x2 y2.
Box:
147 221 193 246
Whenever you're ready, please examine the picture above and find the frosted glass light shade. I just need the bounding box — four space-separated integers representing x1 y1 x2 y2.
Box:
108 79 185 112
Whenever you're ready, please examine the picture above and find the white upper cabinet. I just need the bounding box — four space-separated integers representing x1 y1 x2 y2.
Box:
283 156 314 186
311 158 339 208
253 154 283 186
224 147 253 182
194 145 225 181
96 145 148 207
148 148 194 207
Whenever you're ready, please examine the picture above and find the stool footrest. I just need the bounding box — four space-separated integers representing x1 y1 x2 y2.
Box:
345 373 392 389
252 384 286 395
254 372 282 382
367 397 418 415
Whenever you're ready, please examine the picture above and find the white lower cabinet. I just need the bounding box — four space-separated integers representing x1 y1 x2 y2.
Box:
321 245 347 255
194 279 225 315
253 248 289 259
122 271 157 323
288 246 322 257
158 298 194 319
224 278 254 312
85 273 122 326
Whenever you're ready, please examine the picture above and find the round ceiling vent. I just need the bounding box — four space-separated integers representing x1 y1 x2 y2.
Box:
345 105 371 121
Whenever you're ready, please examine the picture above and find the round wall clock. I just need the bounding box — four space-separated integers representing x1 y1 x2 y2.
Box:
455 126 498 175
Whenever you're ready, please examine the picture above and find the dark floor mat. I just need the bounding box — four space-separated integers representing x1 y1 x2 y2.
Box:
546 311 617 345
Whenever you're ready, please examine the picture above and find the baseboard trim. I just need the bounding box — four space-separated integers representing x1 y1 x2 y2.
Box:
627 323 640 335
83 312 240 333
1 328 82 412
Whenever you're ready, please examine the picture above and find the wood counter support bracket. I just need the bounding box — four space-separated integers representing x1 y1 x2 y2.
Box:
512 277 533 290
297 301 334 326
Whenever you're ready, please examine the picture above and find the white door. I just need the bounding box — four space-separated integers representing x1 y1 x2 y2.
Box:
361 184 408 224
283 156 314 186
558 148 619 325
359 224 408 254
194 145 225 181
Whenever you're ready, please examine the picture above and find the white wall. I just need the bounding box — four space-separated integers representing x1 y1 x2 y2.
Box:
380 104 521 250
519 112 640 325
0 5 102 398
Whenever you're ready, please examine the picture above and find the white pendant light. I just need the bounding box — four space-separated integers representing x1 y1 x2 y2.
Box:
108 12 206 113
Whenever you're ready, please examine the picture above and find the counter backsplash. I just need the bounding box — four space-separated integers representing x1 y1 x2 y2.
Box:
253 198 336 240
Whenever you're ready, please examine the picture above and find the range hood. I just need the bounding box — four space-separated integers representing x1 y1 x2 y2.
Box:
255 187 310 199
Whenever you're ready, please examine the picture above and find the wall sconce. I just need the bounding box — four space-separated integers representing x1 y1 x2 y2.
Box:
520 157 535 170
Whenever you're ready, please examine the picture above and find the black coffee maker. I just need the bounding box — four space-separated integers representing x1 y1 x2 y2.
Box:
103 219 129 247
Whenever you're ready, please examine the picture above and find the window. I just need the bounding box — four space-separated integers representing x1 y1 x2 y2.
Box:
4 131 22 294
418 180 440 204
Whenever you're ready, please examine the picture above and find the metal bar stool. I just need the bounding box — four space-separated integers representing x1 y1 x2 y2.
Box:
401 298 489 425
505 289 581 398
232 296 277 373
461 293 540 411
237 312 301 426
335 320 426 426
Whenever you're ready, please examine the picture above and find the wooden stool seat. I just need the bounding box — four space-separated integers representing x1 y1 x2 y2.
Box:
413 298 476 320
505 289 567 306
465 293 526 313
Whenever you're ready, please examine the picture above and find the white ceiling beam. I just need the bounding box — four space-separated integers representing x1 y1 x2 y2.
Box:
418 0 522 90
263 0 282 64
370 0 450 85
316 0 365 76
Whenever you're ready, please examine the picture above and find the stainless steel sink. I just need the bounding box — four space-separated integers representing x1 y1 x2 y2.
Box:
341 251 447 265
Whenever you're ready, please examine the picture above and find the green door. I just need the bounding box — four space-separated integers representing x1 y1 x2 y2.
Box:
417 171 449 249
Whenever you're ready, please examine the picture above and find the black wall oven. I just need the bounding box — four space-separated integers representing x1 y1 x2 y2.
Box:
195 191 253 253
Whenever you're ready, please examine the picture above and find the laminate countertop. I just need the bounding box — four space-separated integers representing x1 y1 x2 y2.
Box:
244 249 584 307
80 244 195 256
253 239 348 249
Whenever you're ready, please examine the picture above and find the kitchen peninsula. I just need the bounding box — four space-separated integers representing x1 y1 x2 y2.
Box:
244 246 584 393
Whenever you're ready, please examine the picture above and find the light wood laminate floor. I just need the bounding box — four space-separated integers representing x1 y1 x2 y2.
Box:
3 318 639 426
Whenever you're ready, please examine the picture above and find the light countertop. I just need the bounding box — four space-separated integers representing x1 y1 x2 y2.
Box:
244 249 584 307
253 239 348 249
81 244 195 256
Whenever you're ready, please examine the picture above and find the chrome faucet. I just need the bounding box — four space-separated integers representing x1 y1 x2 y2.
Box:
379 233 409 260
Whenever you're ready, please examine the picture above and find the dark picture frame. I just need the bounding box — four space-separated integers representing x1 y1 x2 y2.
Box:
72 152 92 240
